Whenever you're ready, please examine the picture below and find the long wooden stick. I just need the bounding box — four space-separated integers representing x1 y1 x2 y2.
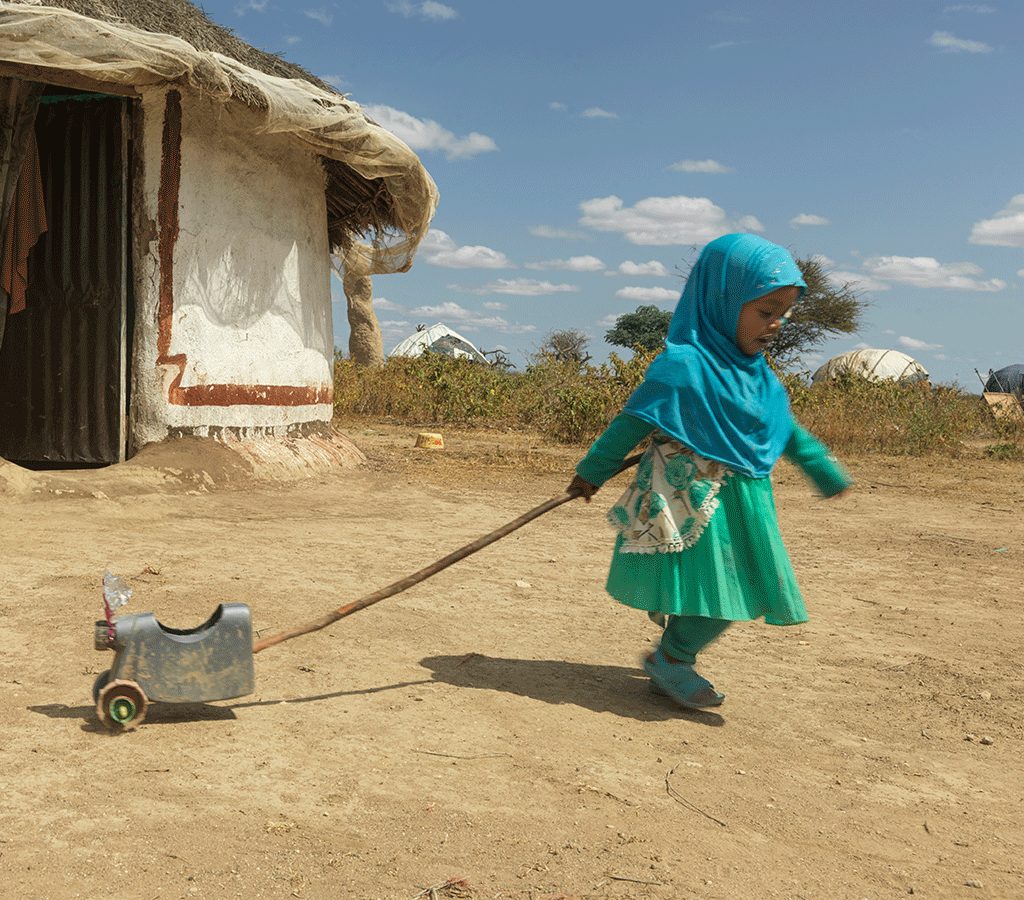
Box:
252 453 643 654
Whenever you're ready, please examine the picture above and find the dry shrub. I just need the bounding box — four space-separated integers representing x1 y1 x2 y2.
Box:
335 353 1019 456
785 374 993 456
334 350 653 442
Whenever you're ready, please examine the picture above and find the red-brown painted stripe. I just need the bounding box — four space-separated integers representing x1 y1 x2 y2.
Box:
155 90 332 408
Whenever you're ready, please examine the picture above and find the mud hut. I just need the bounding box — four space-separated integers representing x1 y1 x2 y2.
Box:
0 1 437 466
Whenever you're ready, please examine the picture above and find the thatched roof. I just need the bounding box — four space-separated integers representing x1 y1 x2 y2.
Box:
36 0 336 106
0 0 436 260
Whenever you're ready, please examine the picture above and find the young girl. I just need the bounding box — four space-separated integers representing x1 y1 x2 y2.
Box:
568 233 851 710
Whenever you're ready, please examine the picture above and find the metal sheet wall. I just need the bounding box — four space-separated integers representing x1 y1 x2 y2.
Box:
0 95 127 465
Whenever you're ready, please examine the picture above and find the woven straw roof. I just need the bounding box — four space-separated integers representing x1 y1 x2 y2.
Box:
29 0 336 103
6 0 418 251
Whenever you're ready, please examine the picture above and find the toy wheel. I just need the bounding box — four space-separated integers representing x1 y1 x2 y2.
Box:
97 679 148 730
91 670 111 703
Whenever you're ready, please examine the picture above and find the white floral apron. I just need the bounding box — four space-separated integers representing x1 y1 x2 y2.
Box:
608 432 732 554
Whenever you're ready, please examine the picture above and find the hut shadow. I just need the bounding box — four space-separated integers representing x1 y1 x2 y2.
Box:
420 654 725 726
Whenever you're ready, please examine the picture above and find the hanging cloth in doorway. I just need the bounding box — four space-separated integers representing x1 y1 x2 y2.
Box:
0 77 43 350
0 125 46 315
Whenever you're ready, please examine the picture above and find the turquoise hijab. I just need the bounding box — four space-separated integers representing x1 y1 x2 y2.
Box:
622 233 806 478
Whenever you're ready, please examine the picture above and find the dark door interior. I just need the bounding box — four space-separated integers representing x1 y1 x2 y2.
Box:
0 88 130 466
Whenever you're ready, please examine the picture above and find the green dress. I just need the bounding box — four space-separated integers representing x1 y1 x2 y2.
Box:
576 414 851 626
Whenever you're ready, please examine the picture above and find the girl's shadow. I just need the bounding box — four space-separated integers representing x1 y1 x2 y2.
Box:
420 654 724 726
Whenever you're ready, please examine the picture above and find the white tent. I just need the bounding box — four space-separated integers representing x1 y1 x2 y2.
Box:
812 349 929 385
389 323 488 364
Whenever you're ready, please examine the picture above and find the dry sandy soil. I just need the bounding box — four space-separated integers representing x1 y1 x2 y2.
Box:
1 423 1022 900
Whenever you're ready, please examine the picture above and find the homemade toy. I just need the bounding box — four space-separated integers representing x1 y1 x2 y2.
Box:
92 455 641 730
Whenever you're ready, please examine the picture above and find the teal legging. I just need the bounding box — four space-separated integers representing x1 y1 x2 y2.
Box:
660 615 732 665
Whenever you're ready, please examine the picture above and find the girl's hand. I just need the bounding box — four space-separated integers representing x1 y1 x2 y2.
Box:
567 474 598 502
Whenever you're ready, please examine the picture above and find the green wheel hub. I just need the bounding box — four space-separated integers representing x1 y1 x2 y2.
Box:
109 696 137 724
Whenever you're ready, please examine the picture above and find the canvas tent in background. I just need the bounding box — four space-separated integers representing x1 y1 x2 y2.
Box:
0 0 437 467
981 364 1024 423
812 349 929 385
389 323 488 364
984 364 1024 394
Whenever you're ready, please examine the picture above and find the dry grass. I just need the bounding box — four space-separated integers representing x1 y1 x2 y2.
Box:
334 354 1021 457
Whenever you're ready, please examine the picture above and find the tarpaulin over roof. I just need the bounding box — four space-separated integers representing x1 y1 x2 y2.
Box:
984 364 1024 394
0 2 438 275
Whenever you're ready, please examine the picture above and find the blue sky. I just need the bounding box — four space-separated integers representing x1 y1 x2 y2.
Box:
206 0 1022 387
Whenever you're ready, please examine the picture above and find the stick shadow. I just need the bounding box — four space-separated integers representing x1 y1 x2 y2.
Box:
29 678 435 732
30 701 237 732
420 654 724 726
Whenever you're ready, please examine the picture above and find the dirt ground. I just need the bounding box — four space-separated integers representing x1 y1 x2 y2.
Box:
1 423 1022 900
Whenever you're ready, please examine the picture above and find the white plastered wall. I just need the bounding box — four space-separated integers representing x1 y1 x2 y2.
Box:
130 87 334 447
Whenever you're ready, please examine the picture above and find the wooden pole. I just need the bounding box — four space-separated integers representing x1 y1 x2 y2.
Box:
252 454 643 654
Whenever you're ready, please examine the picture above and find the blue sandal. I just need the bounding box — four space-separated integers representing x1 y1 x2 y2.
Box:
643 649 725 709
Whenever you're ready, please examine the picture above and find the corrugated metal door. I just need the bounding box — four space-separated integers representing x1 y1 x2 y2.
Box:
0 95 129 465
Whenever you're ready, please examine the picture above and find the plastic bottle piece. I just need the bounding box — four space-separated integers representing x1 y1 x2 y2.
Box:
102 571 132 616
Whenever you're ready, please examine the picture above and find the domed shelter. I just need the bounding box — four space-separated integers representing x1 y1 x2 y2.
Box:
0 1 437 466
390 323 488 364
812 349 929 386
984 364 1024 394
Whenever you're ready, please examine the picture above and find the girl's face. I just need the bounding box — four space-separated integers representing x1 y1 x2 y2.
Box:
735 286 800 356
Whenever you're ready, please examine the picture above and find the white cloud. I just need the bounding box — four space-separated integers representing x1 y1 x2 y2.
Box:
373 297 402 310
862 255 1006 291
811 253 835 268
321 74 346 90
580 194 742 245
828 270 892 292
582 107 618 119
969 195 1024 247
530 225 584 239
418 230 512 269
1018 268 1024 278
899 335 944 351
285 35 302 44
235 0 268 13
525 255 605 272
387 1 458 20
668 159 733 174
469 279 580 296
615 286 680 302
598 314 620 327
421 1 458 19
618 260 671 277
364 104 497 160
790 213 830 227
409 301 536 334
482 301 506 310
736 215 765 232
944 4 996 13
709 40 742 50
549 101 567 111
304 8 333 25
379 319 411 339
928 30 992 53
